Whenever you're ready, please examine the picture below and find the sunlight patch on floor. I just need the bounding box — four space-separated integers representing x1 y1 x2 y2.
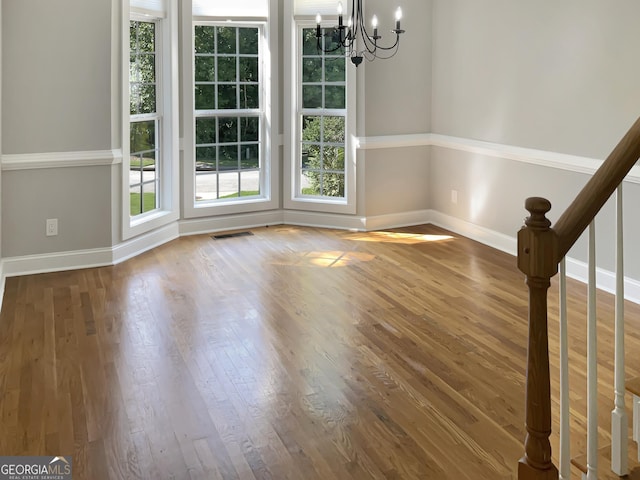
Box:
348 231 455 244
272 250 376 268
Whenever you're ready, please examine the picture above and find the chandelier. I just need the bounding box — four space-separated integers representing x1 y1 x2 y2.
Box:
315 0 405 67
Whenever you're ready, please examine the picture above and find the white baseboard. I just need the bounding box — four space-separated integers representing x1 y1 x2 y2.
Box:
113 222 180 265
430 210 640 304
179 210 285 236
2 222 180 279
364 210 432 232
283 210 366 231
427 210 518 256
2 247 115 278
565 257 640 305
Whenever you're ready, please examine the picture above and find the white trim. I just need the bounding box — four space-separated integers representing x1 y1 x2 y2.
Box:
179 210 284 236
565 257 640 306
428 209 640 305
113 221 179 263
2 222 180 279
283 210 365 231
364 209 432 232
355 132 640 183
2 248 115 278
356 133 431 150
427 210 518 256
1 149 123 170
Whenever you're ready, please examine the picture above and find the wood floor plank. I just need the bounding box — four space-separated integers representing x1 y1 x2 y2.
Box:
2 224 640 479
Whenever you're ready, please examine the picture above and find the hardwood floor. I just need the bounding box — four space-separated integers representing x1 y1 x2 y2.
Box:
1 224 640 479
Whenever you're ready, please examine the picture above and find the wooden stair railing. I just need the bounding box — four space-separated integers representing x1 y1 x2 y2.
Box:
517 117 640 480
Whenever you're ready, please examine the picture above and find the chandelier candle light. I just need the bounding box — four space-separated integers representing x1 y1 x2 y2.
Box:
315 0 405 66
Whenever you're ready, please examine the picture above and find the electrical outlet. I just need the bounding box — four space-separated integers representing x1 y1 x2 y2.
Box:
46 218 58 236
451 189 458 204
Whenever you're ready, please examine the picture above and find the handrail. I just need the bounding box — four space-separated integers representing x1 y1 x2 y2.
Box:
554 116 640 260
517 116 640 480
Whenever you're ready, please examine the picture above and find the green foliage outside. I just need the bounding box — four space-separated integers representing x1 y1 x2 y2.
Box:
300 28 346 198
302 116 346 198
130 192 156 216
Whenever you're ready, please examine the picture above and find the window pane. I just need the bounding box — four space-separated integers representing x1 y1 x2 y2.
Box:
139 84 157 113
130 185 143 215
196 171 218 201
195 85 216 109
302 116 321 142
301 170 320 195
324 30 344 55
302 29 318 56
130 22 138 51
195 57 215 82
217 56 236 82
130 84 140 115
142 181 157 213
130 120 155 153
138 54 155 83
218 117 238 143
219 145 238 170
324 146 345 170
195 26 215 54
240 117 259 141
217 27 236 54
219 171 239 198
240 171 260 196
302 144 320 169
323 173 345 197
302 85 322 108
218 85 237 109
240 85 259 109
130 153 144 185
239 28 258 54
240 145 259 169
325 57 345 82
137 22 155 52
196 146 217 169
325 85 345 109
324 116 345 143
303 58 322 83
239 57 258 82
195 118 216 144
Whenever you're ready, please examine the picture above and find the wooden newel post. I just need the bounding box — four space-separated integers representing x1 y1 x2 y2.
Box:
517 197 559 480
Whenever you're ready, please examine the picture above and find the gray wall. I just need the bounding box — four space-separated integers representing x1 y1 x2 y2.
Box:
431 0 640 159
360 0 432 217
430 0 640 276
3 0 112 154
1 0 114 257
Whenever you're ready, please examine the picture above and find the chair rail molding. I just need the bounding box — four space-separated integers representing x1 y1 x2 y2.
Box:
1 149 123 170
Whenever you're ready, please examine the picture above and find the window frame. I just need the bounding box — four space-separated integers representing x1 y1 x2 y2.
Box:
122 1 179 240
193 23 264 204
182 4 278 219
284 17 356 214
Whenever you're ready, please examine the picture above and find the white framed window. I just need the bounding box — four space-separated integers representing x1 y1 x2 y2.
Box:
193 24 262 202
182 0 278 218
129 19 160 216
284 12 356 214
123 0 179 239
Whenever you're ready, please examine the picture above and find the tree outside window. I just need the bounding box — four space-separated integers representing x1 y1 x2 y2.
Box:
300 28 346 198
